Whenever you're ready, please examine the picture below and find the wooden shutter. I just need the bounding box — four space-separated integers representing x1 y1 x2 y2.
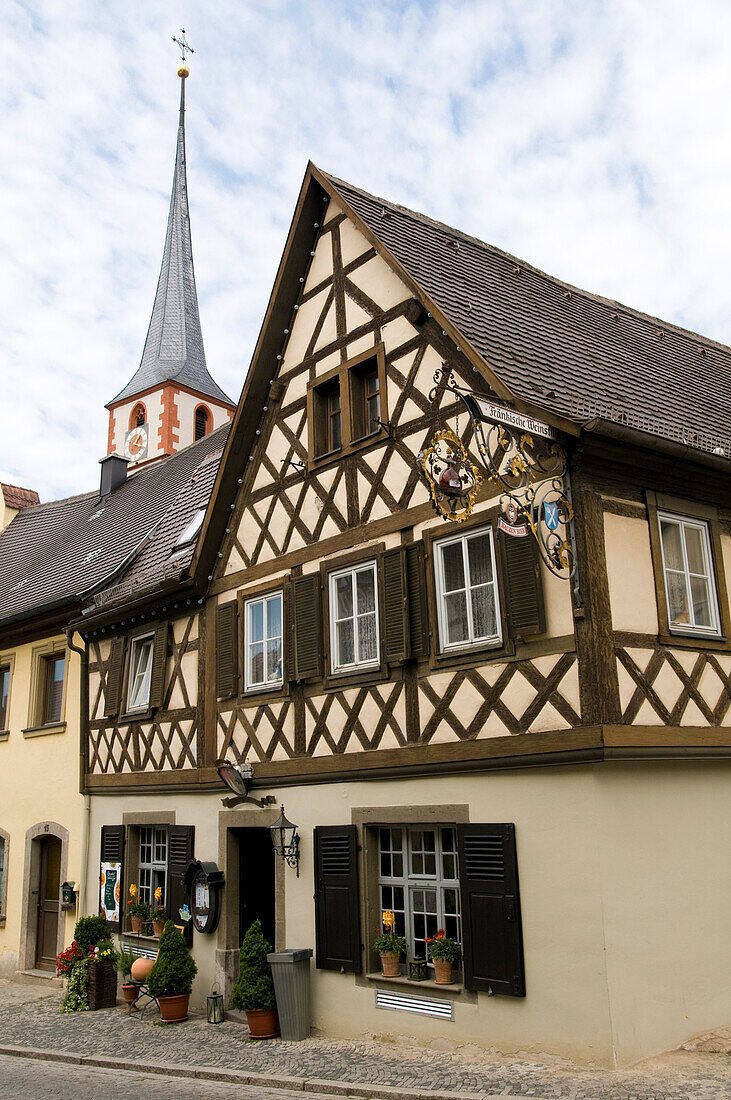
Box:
382 548 408 662
499 531 545 638
100 825 125 931
458 823 525 997
148 621 169 709
314 825 361 973
293 574 323 680
216 601 239 699
167 825 195 946
104 637 126 717
404 542 428 657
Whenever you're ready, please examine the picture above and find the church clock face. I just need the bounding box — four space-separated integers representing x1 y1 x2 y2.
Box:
124 424 149 461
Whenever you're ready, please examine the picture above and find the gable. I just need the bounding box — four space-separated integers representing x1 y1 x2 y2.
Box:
217 200 485 577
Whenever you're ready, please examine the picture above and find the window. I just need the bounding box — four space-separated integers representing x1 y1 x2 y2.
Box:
434 527 501 651
138 826 167 906
174 508 205 549
307 344 388 466
329 562 379 673
378 826 461 962
658 513 721 636
194 405 211 441
41 655 65 725
127 634 154 711
0 666 10 730
130 403 146 429
244 591 284 691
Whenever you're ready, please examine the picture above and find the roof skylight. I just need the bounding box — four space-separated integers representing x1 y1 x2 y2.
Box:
174 507 205 549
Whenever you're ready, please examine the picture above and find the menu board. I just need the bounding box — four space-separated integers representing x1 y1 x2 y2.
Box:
100 862 121 923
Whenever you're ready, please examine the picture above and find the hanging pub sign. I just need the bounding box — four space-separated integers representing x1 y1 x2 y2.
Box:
419 366 577 581
99 862 121 925
183 860 224 934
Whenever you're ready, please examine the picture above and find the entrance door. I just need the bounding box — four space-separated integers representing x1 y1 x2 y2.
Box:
236 828 276 949
36 835 61 969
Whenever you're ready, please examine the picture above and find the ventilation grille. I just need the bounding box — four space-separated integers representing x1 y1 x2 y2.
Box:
375 989 453 1020
321 836 351 875
464 834 505 880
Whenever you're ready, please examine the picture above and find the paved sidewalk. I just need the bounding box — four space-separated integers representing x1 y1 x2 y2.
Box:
0 981 728 1100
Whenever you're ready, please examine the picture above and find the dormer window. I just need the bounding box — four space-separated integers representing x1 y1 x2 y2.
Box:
195 405 211 441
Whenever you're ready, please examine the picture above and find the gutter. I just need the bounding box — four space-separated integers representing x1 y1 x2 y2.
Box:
581 417 731 473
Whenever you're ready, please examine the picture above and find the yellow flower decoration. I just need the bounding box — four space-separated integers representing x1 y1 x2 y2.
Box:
154 886 162 901
129 883 138 899
382 909 395 931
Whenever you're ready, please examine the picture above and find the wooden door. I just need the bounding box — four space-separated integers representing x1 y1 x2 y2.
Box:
36 835 61 970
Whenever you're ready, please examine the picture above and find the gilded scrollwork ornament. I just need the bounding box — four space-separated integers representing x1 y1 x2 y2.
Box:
417 429 482 522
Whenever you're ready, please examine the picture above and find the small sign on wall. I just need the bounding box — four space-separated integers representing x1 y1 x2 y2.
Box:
100 861 121 924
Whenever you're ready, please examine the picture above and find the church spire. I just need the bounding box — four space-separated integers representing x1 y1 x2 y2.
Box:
109 43 232 409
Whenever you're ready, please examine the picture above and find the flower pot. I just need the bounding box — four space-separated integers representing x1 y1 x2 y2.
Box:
130 916 145 934
158 993 190 1022
380 952 401 977
87 958 117 1010
432 959 454 984
244 1006 280 1039
152 920 166 937
122 982 139 1012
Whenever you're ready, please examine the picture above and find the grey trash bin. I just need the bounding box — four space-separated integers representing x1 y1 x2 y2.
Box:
267 948 313 1041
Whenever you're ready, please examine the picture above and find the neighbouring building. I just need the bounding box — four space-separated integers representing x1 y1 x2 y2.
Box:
81 163 730 1067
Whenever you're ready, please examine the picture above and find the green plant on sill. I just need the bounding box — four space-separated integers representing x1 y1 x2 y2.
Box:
426 930 461 963
373 930 407 956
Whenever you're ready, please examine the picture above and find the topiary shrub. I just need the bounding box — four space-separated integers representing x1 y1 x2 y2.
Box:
147 920 197 997
73 915 112 956
231 919 276 1011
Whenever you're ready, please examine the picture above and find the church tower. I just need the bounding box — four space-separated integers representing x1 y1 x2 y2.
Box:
106 50 235 466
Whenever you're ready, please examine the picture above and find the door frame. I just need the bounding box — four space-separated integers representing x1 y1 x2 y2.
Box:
19 821 69 973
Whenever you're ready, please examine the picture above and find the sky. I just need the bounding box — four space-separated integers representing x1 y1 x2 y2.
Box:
2 0 731 501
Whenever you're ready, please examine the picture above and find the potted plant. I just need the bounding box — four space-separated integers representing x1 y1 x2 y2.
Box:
231 919 279 1038
114 945 139 1011
426 929 460 984
88 940 119 1009
56 916 117 1012
151 886 166 936
146 920 197 1022
374 910 406 977
127 884 150 933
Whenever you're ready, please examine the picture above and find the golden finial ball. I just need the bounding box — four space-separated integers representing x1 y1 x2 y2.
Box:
177 64 190 78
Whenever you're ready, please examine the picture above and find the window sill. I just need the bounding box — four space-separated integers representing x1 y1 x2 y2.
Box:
365 971 465 995
23 722 66 738
0 730 9 743
121 931 160 942
120 709 154 723
659 631 729 652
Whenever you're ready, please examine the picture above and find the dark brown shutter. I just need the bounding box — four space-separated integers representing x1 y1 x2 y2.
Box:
148 621 169 709
216 601 239 699
293 574 323 680
458 823 525 997
314 825 361 973
404 542 428 657
100 825 125 931
167 825 195 946
104 637 126 717
382 548 408 662
499 531 545 638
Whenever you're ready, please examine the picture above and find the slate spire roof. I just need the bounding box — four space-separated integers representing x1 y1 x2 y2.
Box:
109 75 232 408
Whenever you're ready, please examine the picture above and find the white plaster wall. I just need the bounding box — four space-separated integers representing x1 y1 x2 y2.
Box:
604 512 659 634
174 391 232 452
110 391 165 460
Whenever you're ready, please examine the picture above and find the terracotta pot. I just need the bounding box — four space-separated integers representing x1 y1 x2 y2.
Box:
130 956 155 983
152 920 166 937
122 982 139 1012
158 993 190 1022
380 952 401 977
432 959 454 984
245 1006 280 1039
130 916 145 934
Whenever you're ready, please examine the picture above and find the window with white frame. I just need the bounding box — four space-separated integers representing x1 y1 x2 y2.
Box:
138 826 167 906
378 826 461 961
329 562 379 673
127 634 154 710
244 591 283 690
435 526 501 651
658 513 721 636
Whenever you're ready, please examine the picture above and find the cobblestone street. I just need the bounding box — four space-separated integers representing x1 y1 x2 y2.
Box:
0 982 728 1099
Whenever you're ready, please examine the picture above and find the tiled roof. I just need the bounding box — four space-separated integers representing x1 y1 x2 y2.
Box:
0 425 229 628
326 173 731 456
1 484 40 510
109 82 233 408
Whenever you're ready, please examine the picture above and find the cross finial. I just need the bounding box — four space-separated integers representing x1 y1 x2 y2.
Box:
172 28 194 63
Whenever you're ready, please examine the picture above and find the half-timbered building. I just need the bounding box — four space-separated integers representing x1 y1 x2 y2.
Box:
81 163 730 1067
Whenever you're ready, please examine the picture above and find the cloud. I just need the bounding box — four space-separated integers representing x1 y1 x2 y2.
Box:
2 0 731 500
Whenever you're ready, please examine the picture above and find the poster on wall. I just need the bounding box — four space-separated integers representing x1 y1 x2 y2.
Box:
99 862 121 923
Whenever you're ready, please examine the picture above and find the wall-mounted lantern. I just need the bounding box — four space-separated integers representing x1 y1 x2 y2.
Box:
269 805 300 877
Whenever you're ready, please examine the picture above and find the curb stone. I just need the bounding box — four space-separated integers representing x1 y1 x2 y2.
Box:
0 1045 532 1099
